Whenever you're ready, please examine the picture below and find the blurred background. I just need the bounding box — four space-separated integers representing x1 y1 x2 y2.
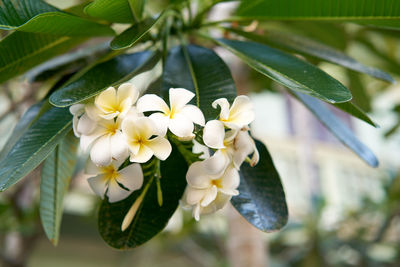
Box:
1 1 400 267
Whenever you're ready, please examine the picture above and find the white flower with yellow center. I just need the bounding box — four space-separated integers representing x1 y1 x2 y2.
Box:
182 161 240 221
122 117 172 163
80 117 128 166
203 95 254 149
89 83 139 120
136 88 205 138
201 127 259 176
86 159 143 203
69 104 96 137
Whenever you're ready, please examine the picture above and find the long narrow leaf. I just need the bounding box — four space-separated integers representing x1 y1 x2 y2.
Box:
293 91 379 167
50 51 160 107
0 31 85 83
214 38 352 104
40 132 78 246
0 0 114 36
0 107 72 191
226 28 393 83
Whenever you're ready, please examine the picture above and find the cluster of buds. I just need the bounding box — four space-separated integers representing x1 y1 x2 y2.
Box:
70 83 259 227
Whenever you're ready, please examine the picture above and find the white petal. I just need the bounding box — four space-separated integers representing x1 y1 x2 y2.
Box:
146 136 172 160
130 145 153 163
69 104 84 116
203 150 231 176
117 83 139 104
169 113 194 138
117 163 144 191
90 135 112 166
201 192 231 214
192 140 210 159
95 87 117 113
212 98 230 120
85 159 102 175
80 128 105 152
193 203 201 221
72 114 80 137
77 114 96 135
181 104 205 126
185 187 208 205
85 104 102 121
87 174 108 198
110 131 128 161
107 179 131 203
186 162 211 188
134 117 158 140
136 94 169 113
169 88 195 111
200 186 218 207
227 95 255 127
220 167 240 195
233 130 256 169
148 112 169 136
203 120 225 149
250 146 260 167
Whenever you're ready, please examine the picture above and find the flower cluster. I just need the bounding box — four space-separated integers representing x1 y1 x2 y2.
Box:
70 83 258 225
181 96 259 220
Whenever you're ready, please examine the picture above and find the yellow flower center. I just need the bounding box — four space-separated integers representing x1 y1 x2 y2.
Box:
105 121 120 134
211 178 222 188
102 166 119 181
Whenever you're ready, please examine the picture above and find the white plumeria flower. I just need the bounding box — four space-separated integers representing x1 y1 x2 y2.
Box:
69 104 96 137
203 95 254 149
202 128 260 175
80 117 128 166
182 161 240 221
89 83 139 120
122 117 172 163
86 159 143 203
136 88 205 138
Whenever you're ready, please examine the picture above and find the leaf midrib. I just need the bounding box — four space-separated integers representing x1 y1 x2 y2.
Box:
0 36 71 73
0 120 72 191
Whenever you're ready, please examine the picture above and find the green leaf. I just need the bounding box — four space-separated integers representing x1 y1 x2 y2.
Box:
334 102 377 127
85 0 134 23
214 38 352 104
0 102 43 162
50 50 160 107
0 106 72 192
162 45 237 120
98 144 188 249
0 0 114 36
40 131 78 246
236 0 400 20
231 140 288 232
293 91 379 167
128 0 146 21
225 28 394 83
110 17 158 50
0 31 85 83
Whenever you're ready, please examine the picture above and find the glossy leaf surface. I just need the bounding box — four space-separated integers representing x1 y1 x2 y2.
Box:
215 38 352 104
162 45 237 120
0 0 114 36
98 145 188 249
226 28 393 83
50 51 160 107
232 140 288 232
